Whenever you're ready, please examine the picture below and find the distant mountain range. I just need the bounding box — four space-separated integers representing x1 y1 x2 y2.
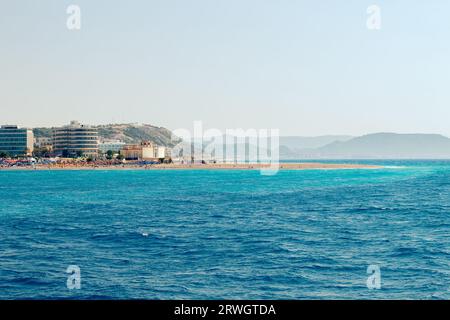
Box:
280 135 354 150
176 133 450 160
280 133 450 159
34 124 180 147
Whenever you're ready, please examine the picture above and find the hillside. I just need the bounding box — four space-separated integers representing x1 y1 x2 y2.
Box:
281 133 450 159
33 123 180 147
280 135 353 150
313 133 450 158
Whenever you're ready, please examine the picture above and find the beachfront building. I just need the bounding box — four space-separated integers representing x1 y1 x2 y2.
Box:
121 141 166 161
34 137 52 148
121 141 154 160
0 125 34 156
156 146 166 158
33 137 53 156
53 121 98 158
98 140 126 154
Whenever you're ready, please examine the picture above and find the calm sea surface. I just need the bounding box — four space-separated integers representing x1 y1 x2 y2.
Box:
1 160 450 299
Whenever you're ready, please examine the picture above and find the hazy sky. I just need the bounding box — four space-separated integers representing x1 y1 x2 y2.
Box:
1 0 450 136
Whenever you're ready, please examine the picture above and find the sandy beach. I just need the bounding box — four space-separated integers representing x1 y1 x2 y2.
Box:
0 163 382 171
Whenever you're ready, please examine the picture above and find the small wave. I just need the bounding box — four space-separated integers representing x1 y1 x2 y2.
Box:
11 277 50 286
390 247 421 257
383 166 407 169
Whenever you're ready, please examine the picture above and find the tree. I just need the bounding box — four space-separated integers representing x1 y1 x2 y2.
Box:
116 154 124 161
0 151 10 158
106 150 114 160
33 147 49 158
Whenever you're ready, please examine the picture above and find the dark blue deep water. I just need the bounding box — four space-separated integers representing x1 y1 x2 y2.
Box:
1 160 450 299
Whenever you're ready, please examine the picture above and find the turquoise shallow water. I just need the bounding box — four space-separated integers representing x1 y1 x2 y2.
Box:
1 160 450 299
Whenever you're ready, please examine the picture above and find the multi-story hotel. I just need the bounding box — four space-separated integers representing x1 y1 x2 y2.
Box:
53 121 98 157
0 125 34 156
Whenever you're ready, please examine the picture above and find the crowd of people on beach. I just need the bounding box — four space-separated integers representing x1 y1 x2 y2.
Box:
0 157 163 169
0 158 36 168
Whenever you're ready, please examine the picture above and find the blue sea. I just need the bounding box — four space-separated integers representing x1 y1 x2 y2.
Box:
1 160 450 300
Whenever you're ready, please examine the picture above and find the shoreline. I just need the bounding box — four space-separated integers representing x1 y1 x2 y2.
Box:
0 163 382 171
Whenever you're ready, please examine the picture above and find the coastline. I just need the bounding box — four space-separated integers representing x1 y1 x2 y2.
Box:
0 163 382 171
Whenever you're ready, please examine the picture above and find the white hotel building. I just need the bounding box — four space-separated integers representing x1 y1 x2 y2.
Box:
53 121 98 158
